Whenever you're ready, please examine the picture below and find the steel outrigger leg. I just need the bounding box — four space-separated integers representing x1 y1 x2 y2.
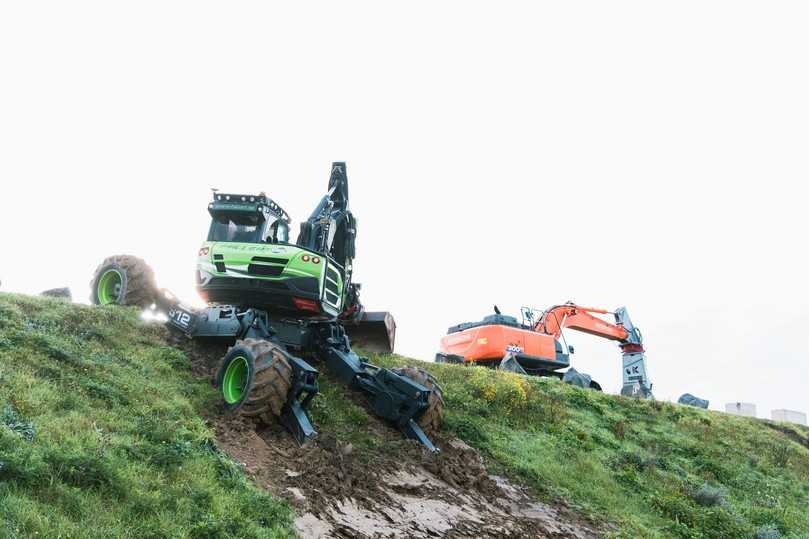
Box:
279 354 319 445
316 324 438 452
156 295 434 450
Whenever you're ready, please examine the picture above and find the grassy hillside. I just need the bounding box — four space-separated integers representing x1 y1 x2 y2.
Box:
2 293 807 538
0 293 294 538
365 352 809 538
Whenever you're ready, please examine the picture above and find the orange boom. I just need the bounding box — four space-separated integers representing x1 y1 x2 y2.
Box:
437 302 653 398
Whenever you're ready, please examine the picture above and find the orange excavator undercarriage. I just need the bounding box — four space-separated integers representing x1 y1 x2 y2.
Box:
436 302 653 398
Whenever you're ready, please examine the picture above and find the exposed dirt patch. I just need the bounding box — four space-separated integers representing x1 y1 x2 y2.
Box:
168 331 604 538
217 424 602 538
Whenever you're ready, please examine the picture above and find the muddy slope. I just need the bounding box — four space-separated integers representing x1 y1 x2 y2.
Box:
171 334 604 538
217 420 601 538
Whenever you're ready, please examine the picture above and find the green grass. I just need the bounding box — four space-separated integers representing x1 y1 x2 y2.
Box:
0 293 295 539
3 292 807 538
365 351 809 539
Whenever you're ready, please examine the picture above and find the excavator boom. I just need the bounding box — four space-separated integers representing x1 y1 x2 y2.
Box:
536 304 629 342
297 162 395 352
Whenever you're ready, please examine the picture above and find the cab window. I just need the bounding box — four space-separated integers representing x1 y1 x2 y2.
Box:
208 213 263 243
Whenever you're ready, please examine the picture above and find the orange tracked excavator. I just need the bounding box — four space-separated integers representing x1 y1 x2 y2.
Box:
436 302 653 398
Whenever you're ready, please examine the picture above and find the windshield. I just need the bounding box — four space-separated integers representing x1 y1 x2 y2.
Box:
207 211 290 244
208 213 264 243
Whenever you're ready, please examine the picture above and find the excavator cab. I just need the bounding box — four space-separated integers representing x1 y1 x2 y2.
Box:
207 194 292 245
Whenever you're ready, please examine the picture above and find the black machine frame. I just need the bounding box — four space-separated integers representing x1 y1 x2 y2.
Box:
158 294 438 451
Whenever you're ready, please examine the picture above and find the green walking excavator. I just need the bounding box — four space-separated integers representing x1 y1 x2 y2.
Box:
90 163 444 450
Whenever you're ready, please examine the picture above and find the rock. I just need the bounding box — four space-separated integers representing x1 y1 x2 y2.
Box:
41 287 72 300
678 393 709 409
562 368 592 389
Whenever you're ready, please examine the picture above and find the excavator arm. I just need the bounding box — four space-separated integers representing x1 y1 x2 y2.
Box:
536 303 653 398
297 162 355 272
297 162 396 352
537 304 629 341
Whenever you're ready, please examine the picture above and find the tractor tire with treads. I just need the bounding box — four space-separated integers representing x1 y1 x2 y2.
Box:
393 366 445 433
216 338 293 423
90 255 157 308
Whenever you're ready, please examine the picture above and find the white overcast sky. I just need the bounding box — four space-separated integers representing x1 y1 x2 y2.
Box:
1 2 807 419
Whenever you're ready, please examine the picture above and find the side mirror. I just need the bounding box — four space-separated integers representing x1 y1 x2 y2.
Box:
568 345 575 354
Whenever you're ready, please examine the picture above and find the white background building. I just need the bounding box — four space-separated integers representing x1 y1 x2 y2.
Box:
725 402 757 418
772 409 807 426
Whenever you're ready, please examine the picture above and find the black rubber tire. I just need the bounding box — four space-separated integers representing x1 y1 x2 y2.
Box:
90 255 157 308
215 339 293 422
392 366 445 433
589 380 603 392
